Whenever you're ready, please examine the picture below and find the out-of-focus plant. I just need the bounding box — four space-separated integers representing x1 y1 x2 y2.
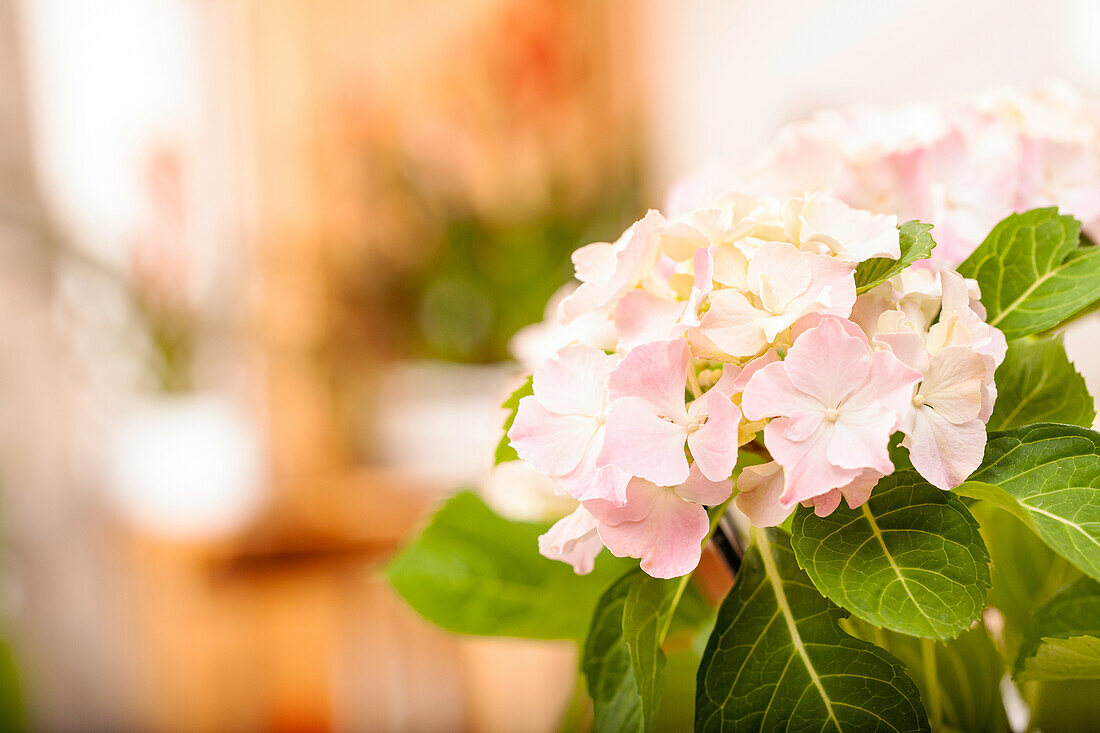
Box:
333 0 644 364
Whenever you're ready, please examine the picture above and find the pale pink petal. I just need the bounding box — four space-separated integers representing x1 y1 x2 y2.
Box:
571 242 616 283
538 507 604 575
601 210 666 307
584 475 663 526
874 330 930 373
919 346 987 424
748 243 813 314
680 246 716 329
803 490 842 517
558 284 602 324
827 411 898 474
595 482 709 578
598 397 690 487
839 470 883 509
838 349 923 426
686 390 742 481
740 360 825 423
764 419 863 504
782 317 872 408
729 349 779 393
696 289 770 358
557 429 631 505
790 312 868 343
904 409 986 490
608 339 691 420
508 397 596 476
735 462 795 527
675 462 733 505
613 291 685 352
532 344 617 417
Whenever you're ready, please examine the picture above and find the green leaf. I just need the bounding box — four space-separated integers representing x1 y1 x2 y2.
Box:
583 570 684 732
623 575 680 730
495 376 533 464
1016 576 1100 679
387 491 630 639
791 470 991 639
1021 636 1100 681
843 619 1008 733
987 336 1095 431
583 571 645 733
971 501 1080 661
956 208 1100 339
695 529 929 732
957 424 1100 582
855 220 936 294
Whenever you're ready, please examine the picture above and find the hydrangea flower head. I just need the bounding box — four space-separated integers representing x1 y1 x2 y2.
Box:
501 190 1004 578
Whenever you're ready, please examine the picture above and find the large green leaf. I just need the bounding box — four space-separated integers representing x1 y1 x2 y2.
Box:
583 571 645 733
987 336 1095 431
791 471 990 639
495 376 533 464
957 424 1100 582
1016 576 1100 680
855 221 936 294
695 529 928 732
387 491 630 639
843 619 1008 733
956 208 1100 339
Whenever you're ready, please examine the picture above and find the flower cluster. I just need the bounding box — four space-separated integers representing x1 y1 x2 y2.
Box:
505 193 1005 578
667 83 1100 264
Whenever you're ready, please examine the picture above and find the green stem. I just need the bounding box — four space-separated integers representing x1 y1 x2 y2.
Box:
921 637 942 730
659 573 693 644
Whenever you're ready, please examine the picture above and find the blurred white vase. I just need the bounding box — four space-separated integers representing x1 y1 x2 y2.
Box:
104 393 265 539
371 361 518 489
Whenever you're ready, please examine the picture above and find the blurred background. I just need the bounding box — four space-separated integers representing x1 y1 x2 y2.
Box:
1 1 1100 730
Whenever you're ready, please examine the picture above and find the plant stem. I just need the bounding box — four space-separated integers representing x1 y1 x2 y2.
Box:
921 637 942 730
659 572 693 643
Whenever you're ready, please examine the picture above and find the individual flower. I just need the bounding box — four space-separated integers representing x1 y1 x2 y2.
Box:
585 466 732 579
898 345 989 489
508 344 629 504
558 210 666 321
694 242 857 359
599 339 740 486
741 316 921 505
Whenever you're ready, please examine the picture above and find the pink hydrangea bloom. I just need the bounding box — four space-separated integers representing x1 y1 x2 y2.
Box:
742 316 921 505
